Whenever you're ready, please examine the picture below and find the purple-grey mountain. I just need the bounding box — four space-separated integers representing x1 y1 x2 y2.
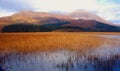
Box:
0 10 120 32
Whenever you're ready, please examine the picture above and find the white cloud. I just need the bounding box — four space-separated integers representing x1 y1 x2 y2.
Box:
28 0 100 12
95 3 120 24
0 9 14 17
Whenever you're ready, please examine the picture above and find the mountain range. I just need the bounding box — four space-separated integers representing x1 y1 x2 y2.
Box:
0 10 120 32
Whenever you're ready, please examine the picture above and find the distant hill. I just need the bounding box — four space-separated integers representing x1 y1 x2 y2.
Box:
0 10 120 32
68 10 112 24
13 10 71 20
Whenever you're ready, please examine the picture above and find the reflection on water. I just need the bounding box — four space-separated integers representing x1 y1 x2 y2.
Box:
0 35 120 71
96 35 120 39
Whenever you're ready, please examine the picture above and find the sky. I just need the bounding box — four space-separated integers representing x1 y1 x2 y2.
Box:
0 0 120 24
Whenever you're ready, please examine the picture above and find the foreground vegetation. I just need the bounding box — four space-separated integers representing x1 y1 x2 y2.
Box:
0 32 120 53
0 32 120 71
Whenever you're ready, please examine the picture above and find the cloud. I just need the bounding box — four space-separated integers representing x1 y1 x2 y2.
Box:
27 0 100 12
94 1 120 24
0 0 34 12
0 9 14 17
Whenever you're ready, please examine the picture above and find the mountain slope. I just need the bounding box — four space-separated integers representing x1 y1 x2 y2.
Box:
62 19 120 32
2 19 120 32
68 10 112 25
13 10 71 20
0 10 120 32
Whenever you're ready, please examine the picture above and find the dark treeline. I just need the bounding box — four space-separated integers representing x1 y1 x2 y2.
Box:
2 21 120 32
2 22 70 32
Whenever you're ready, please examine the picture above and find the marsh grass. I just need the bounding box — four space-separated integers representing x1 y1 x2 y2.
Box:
0 32 120 71
0 32 120 53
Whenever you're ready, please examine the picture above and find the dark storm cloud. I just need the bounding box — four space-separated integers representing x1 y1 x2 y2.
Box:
0 0 34 12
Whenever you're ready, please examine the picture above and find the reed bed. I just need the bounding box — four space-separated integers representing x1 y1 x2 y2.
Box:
0 32 120 53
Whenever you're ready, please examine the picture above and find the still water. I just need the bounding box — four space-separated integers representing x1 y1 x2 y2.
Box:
97 35 120 39
0 35 120 71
